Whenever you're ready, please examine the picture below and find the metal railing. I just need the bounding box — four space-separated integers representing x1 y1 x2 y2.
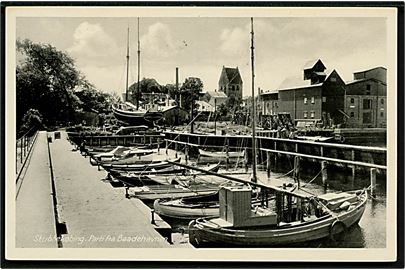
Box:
16 127 39 183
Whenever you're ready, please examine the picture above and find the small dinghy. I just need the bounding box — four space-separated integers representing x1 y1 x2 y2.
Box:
100 157 181 172
154 183 295 220
198 149 245 159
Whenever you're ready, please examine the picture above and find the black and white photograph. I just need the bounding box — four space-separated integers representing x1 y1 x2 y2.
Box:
3 4 401 264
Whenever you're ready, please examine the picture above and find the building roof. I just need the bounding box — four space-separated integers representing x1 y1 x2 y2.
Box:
303 59 325 70
260 90 279 96
206 90 228 98
353 66 387 74
196 100 215 112
223 66 243 84
277 69 335 91
345 77 387 86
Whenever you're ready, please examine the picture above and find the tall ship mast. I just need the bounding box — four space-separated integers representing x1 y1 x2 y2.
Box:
111 19 163 127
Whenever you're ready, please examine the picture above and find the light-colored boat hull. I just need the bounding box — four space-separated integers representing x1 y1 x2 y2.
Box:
189 192 367 247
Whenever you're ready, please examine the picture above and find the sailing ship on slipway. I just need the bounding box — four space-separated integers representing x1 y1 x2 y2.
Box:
112 18 163 126
186 18 368 247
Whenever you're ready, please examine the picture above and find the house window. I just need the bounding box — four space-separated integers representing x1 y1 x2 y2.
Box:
363 112 372 124
350 98 355 104
363 99 372 110
350 112 355 118
303 111 308 118
311 97 315 104
236 85 239 90
304 97 308 104
380 99 384 105
380 111 384 117
310 111 315 118
275 102 278 108
330 77 337 82
322 97 326 102
366 84 371 95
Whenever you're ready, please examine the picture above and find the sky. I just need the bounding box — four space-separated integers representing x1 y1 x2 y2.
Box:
16 17 387 97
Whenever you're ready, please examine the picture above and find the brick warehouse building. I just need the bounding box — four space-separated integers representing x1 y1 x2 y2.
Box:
260 60 387 128
345 67 387 128
260 59 346 127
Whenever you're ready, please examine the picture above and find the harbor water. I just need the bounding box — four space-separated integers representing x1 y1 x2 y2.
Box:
158 160 387 248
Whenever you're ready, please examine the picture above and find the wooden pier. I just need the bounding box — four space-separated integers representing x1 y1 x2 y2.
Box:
164 131 386 169
16 131 172 248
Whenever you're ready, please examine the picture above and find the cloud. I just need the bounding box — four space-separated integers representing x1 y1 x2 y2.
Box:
68 22 119 66
141 22 180 58
219 26 249 56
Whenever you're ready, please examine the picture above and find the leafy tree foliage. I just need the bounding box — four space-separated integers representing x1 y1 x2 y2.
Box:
128 78 162 104
180 77 203 112
75 86 113 114
16 39 115 132
16 39 84 129
19 109 44 137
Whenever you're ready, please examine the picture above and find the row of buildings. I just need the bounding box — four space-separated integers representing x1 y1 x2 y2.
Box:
199 60 387 129
259 60 387 128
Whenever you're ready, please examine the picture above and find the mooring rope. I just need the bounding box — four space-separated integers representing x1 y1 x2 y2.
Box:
165 111 203 150
301 167 325 188
274 168 295 179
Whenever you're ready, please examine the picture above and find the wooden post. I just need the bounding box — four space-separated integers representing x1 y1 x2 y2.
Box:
351 165 356 185
157 138 160 154
123 137 126 146
320 146 324 157
149 136 152 148
293 156 300 188
225 141 229 170
266 151 271 179
165 140 168 155
321 161 328 191
143 134 146 145
185 145 189 164
370 168 376 198
175 142 178 158
115 137 118 146
295 143 298 153
244 147 248 172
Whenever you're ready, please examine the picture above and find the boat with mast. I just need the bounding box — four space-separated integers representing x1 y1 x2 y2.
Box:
112 18 163 126
187 18 368 247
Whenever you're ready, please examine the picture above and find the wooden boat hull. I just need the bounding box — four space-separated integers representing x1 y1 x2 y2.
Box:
112 105 152 127
189 191 367 247
198 149 245 159
100 157 181 171
153 193 220 220
131 186 218 201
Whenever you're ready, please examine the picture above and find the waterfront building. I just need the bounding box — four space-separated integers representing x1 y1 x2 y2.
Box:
261 59 346 128
202 90 228 110
218 66 243 100
344 67 387 128
196 100 215 113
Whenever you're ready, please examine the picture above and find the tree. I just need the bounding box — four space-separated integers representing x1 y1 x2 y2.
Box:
16 39 85 130
180 77 203 133
128 78 162 104
180 77 203 112
19 109 43 137
75 86 113 114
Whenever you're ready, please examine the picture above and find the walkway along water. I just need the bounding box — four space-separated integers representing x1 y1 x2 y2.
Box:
16 131 171 248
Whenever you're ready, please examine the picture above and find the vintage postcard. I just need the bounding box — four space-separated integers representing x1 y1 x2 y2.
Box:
3 4 400 263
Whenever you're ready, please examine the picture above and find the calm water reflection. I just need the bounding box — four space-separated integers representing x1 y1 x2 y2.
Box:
158 163 387 248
